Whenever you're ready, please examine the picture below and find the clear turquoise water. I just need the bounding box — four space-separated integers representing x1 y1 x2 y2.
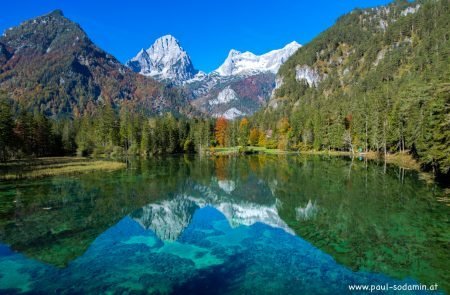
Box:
0 155 448 294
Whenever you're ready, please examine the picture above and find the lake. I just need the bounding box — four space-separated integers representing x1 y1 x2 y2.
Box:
0 155 448 294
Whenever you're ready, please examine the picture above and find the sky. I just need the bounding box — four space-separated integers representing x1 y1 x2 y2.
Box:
1 0 392 72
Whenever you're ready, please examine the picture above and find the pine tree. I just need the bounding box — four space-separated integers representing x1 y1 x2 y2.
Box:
119 106 131 152
14 111 34 156
249 128 259 146
75 113 94 156
140 120 150 156
0 99 13 161
238 118 249 146
33 113 52 156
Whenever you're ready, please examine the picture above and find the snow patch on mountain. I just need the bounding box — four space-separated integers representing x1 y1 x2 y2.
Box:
209 86 238 106
214 41 301 76
188 71 207 82
213 108 245 120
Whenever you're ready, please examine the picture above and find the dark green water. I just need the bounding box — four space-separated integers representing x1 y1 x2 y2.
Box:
0 155 448 294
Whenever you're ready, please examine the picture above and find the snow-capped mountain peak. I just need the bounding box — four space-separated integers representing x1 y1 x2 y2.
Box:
137 48 146 55
214 41 301 76
228 49 242 57
284 40 301 48
127 37 301 119
148 34 182 57
126 34 198 82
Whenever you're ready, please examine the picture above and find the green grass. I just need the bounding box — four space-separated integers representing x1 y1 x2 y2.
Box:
0 157 126 180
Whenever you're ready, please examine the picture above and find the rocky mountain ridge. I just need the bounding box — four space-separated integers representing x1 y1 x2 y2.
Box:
127 36 301 119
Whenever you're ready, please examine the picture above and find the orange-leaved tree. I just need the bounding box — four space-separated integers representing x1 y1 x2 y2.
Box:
215 117 228 147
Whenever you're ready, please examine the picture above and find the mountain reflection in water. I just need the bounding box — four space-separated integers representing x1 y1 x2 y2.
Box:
0 155 447 294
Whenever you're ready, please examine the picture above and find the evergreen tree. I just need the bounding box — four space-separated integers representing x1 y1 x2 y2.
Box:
249 128 260 146
238 118 249 146
0 99 13 161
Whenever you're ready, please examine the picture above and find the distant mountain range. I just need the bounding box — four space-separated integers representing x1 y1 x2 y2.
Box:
126 35 301 118
0 7 300 120
214 41 301 76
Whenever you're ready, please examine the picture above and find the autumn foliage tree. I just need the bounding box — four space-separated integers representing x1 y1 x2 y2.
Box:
238 118 249 146
215 117 228 147
249 128 260 146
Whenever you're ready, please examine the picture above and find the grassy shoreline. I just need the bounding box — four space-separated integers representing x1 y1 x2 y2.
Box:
0 150 426 181
0 157 126 180
210 147 422 171
299 150 421 171
210 146 298 156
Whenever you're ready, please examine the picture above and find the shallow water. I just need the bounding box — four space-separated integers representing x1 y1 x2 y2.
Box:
0 155 448 294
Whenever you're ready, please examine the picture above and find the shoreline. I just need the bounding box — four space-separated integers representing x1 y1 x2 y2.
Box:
209 146 298 156
0 151 431 183
211 147 443 187
298 150 421 171
209 146 425 173
0 157 126 180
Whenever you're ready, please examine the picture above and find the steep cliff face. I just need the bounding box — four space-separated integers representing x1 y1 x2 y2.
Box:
126 35 199 82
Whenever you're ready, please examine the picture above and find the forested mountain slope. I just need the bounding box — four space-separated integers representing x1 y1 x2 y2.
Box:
258 0 449 176
0 10 186 117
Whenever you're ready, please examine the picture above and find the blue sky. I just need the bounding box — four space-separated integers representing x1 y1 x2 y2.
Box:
1 0 392 72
